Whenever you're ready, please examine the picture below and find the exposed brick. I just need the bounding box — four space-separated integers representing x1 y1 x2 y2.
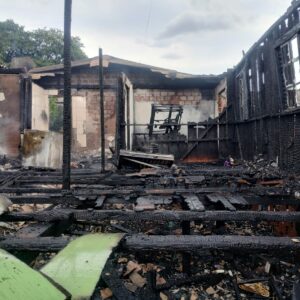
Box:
180 96 187 101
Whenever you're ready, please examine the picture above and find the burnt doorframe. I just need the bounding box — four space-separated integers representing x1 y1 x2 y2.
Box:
115 73 133 162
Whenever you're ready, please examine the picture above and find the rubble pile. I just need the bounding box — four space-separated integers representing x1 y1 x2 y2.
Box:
242 155 283 180
0 155 21 171
97 249 300 300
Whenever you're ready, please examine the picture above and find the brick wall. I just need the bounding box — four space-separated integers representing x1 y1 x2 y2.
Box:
0 74 21 157
134 88 205 106
133 88 216 136
71 89 117 154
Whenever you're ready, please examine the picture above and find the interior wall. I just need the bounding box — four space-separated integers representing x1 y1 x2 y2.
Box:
215 78 227 115
0 74 21 157
72 96 87 148
31 82 49 131
70 89 117 155
133 88 216 136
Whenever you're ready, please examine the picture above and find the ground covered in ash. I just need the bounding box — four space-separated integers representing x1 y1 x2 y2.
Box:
55 221 300 300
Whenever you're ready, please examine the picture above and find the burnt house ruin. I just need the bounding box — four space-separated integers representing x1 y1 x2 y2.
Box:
0 56 224 168
3 0 300 171
3 1 300 300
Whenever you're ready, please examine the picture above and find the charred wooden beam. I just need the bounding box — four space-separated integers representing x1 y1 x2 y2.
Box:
0 185 293 196
9 195 67 205
16 223 58 238
124 235 300 252
62 0 72 190
1 235 300 252
0 171 25 188
1 209 73 222
0 188 62 194
0 236 71 252
3 210 300 223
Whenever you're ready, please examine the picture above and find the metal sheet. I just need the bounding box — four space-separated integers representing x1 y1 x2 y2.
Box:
41 233 123 299
0 249 66 300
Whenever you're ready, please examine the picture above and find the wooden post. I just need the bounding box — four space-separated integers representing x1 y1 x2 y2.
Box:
62 0 72 190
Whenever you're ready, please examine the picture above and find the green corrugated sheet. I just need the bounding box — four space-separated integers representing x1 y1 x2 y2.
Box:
41 233 123 299
0 249 66 300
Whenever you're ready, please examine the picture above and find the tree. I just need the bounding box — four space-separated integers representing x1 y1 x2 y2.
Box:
0 20 87 67
0 20 30 65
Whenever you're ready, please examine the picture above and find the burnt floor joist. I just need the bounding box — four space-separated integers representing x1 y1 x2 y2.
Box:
0 186 289 195
3 209 300 223
1 235 300 252
7 192 300 207
123 235 300 252
15 177 145 186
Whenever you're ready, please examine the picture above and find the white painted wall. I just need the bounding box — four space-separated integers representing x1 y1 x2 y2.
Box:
31 83 49 131
134 100 215 136
72 96 87 148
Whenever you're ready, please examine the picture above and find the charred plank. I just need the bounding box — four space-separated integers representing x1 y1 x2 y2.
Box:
124 235 300 252
183 194 205 211
3 235 300 252
0 236 71 251
3 210 300 223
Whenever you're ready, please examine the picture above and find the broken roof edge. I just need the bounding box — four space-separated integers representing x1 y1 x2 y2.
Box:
29 54 222 80
0 67 26 74
233 0 300 70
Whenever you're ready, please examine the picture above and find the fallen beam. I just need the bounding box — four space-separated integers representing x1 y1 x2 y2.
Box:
0 186 293 196
2 209 300 223
1 235 300 252
124 235 300 251
8 193 300 207
0 237 71 251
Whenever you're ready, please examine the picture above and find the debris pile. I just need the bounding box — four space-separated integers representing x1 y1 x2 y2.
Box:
243 155 283 179
97 249 300 299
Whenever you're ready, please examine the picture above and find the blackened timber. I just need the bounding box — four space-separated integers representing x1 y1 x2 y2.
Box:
8 194 300 207
69 210 300 223
0 188 62 194
124 235 300 252
206 194 237 211
2 235 300 252
0 237 71 252
0 186 294 196
114 77 123 166
15 223 57 238
224 193 248 206
1 209 73 222
62 0 72 190
102 260 136 300
0 171 24 187
3 210 300 223
16 177 144 185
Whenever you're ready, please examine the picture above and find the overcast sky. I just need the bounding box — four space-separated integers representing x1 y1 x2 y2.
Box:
0 0 293 74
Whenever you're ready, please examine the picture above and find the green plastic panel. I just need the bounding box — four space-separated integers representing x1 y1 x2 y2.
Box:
41 233 123 299
0 249 66 300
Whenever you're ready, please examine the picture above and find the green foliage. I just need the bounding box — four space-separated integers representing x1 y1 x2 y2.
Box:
0 19 87 67
49 96 63 132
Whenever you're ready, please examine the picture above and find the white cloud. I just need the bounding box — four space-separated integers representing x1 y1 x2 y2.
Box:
0 0 293 74
157 11 240 40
